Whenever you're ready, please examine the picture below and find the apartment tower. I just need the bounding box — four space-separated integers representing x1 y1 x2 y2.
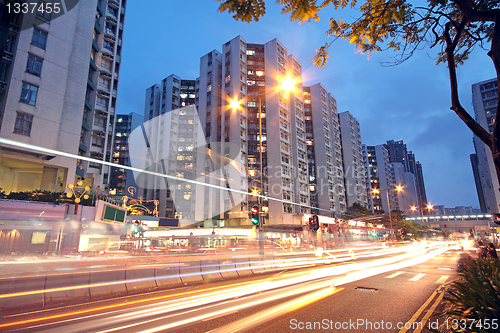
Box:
472 78 500 213
0 0 127 194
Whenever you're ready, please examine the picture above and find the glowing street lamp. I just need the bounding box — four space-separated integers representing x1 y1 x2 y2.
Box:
279 75 297 94
384 185 403 240
229 98 241 109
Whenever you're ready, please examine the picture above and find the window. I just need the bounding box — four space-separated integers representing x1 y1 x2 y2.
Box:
31 28 48 49
20 82 38 106
96 97 108 107
14 112 33 136
36 1 52 22
103 40 114 52
26 54 43 76
101 58 112 70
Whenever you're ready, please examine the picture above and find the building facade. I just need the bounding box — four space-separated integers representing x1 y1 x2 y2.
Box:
390 162 418 215
109 111 143 196
0 0 127 195
339 111 368 209
472 78 500 213
365 145 394 214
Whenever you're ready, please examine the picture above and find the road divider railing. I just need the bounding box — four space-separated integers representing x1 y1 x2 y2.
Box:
0 247 404 314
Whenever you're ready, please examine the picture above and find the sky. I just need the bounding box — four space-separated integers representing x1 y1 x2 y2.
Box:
116 0 496 209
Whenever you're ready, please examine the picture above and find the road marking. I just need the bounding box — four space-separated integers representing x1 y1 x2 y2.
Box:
385 271 405 279
398 289 439 333
409 273 425 281
436 275 449 284
414 292 444 333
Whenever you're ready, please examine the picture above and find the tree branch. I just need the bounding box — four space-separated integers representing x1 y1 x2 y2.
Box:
444 21 493 148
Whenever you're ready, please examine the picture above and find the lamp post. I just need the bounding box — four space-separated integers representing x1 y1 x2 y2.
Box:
373 185 403 240
230 75 297 256
425 204 434 221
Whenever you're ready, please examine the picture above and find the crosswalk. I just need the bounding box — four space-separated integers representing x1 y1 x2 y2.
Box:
384 271 450 284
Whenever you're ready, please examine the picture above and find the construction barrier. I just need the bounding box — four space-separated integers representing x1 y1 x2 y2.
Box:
179 261 204 284
44 271 90 306
89 269 127 299
219 259 239 280
234 258 252 278
125 268 157 294
201 259 223 282
0 274 45 312
155 265 183 288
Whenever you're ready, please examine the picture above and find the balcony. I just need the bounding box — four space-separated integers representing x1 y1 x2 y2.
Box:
76 165 85 177
104 28 116 37
82 120 91 131
87 78 95 90
79 143 88 153
108 0 119 8
95 103 108 112
84 99 93 111
97 83 110 93
95 20 102 33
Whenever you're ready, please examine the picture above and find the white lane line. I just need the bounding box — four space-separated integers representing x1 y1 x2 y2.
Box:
385 271 405 279
436 275 449 284
409 273 426 281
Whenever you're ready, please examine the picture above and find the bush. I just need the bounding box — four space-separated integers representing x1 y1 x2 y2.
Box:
433 258 500 332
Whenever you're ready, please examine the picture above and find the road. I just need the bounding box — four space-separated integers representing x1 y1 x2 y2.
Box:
0 242 467 333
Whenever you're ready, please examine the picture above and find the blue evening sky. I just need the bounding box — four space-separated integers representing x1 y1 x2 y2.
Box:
116 0 496 208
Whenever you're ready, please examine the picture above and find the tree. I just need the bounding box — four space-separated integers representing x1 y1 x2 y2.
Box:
342 202 374 219
215 0 500 191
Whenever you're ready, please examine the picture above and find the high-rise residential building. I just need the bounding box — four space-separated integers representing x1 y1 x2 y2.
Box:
0 0 127 194
365 145 394 214
389 162 418 215
385 140 409 171
197 36 310 225
362 144 374 211
384 140 427 213
109 112 143 196
304 84 346 218
472 78 500 213
131 75 202 222
470 152 487 213
339 111 368 209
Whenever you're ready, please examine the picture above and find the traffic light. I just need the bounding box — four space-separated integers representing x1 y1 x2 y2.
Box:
132 221 140 234
251 206 259 225
309 215 319 232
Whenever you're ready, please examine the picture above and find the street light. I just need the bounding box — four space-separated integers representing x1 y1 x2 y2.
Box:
375 185 403 240
425 204 434 219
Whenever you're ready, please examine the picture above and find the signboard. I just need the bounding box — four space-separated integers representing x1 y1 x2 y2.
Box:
95 200 127 224
159 218 179 227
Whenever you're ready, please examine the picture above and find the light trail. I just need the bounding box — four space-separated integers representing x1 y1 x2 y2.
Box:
0 244 428 301
1 244 450 332
207 287 344 333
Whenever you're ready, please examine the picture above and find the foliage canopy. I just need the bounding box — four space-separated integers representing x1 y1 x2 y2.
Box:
216 0 500 191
